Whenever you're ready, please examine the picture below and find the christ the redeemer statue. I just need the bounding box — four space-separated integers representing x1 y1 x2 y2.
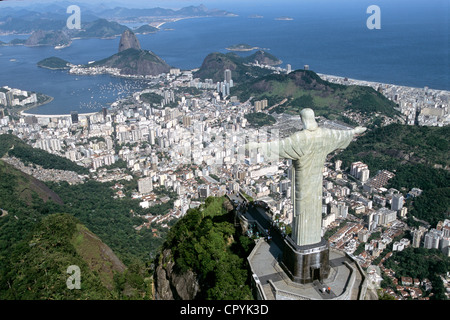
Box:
247 108 366 247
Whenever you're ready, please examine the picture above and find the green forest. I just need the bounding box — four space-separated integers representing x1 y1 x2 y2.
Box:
161 196 255 299
0 160 162 299
1 213 113 299
37 56 70 70
47 181 156 262
231 70 400 120
337 123 450 171
140 92 163 106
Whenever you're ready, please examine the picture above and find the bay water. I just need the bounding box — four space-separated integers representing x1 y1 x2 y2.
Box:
0 0 448 115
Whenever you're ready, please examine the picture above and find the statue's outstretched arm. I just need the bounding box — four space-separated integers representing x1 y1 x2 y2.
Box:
246 136 297 161
354 126 367 134
245 126 366 160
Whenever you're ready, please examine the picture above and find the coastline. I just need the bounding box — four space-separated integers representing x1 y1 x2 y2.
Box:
316 73 450 93
149 16 200 29
18 94 98 118
148 14 236 30
15 94 54 116
20 111 99 118
5 14 447 119
17 71 450 118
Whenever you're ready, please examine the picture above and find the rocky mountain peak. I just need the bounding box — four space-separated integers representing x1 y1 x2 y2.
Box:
118 29 141 53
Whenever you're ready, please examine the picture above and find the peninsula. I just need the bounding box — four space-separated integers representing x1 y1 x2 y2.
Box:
53 29 171 78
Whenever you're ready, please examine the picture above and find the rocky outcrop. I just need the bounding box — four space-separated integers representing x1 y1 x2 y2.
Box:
118 29 141 52
194 51 277 83
93 48 171 76
154 249 200 300
92 29 170 76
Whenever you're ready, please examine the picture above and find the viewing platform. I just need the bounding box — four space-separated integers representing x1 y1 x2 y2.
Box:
248 239 369 300
239 202 373 300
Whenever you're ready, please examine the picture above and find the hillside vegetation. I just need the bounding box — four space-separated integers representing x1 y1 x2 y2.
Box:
194 51 278 84
37 57 71 70
46 180 169 265
384 247 449 300
335 123 450 226
0 159 63 206
157 196 255 299
232 69 401 120
0 160 156 299
337 124 450 171
0 134 89 175
244 112 277 128
2 213 117 299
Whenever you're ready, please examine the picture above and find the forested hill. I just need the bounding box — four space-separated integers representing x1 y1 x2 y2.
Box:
0 134 89 175
0 160 115 299
193 51 277 83
335 123 450 226
155 196 255 300
0 160 157 299
37 56 71 70
1 213 124 299
0 159 63 206
336 123 450 172
231 69 401 121
0 137 165 299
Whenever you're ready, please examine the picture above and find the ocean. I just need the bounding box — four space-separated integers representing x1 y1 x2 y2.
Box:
0 0 448 115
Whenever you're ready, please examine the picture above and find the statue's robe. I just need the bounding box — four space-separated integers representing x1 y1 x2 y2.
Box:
256 127 356 246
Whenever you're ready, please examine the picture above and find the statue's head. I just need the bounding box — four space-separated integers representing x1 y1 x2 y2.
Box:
300 108 318 131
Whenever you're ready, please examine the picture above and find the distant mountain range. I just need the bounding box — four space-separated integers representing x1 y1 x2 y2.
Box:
95 4 235 20
0 18 132 47
74 18 129 39
0 2 235 47
0 3 235 35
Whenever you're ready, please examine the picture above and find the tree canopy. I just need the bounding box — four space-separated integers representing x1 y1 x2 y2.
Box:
162 196 254 299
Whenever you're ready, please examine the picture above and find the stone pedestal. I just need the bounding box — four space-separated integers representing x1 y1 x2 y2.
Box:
280 237 330 284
